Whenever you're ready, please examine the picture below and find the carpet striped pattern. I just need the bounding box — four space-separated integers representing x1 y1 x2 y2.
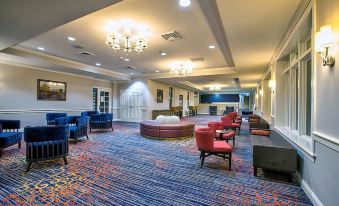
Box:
0 116 312 205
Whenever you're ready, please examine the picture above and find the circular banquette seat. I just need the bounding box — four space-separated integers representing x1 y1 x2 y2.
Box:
140 116 195 140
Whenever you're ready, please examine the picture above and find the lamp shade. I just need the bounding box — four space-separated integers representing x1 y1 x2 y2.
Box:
316 25 336 52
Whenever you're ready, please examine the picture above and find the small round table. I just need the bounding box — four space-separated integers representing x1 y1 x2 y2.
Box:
216 129 235 146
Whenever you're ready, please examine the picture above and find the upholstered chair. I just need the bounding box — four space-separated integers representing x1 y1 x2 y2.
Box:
55 116 81 126
208 121 236 147
221 116 240 134
207 121 224 138
0 120 22 157
46 113 67 125
55 116 89 144
81 111 99 117
229 112 242 124
195 127 233 170
24 125 69 172
89 113 113 133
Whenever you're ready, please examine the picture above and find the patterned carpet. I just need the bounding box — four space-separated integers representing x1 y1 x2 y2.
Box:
0 115 312 205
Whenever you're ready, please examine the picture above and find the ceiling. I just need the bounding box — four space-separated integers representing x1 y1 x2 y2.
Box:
0 0 301 93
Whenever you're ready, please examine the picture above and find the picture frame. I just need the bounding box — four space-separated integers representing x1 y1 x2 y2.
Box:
37 79 67 101
157 89 163 103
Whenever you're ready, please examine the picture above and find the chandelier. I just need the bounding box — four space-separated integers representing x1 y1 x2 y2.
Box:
170 62 193 75
209 85 221 92
105 20 150 54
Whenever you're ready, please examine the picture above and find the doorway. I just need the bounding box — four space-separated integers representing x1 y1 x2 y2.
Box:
119 89 143 122
93 88 112 113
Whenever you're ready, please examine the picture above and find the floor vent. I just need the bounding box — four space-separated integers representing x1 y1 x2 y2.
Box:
161 31 183 41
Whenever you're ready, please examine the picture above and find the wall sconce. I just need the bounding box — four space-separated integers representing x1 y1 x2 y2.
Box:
259 89 264 97
315 25 336 67
268 80 276 93
255 94 258 99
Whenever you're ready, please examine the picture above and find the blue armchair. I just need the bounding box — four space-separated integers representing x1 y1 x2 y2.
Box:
24 125 69 172
46 113 67 125
81 111 99 117
89 113 113 133
0 120 22 157
55 116 89 144
55 116 81 126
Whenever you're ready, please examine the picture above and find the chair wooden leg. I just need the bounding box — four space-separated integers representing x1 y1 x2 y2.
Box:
63 156 68 165
26 162 32 172
200 152 205 168
0 149 2 157
86 135 89 140
228 153 232 170
254 167 257 176
75 138 77 145
199 151 203 159
18 142 21 149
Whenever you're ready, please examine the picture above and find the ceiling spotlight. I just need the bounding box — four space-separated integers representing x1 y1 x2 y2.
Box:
130 72 134 75
209 45 216 49
95 63 101 66
124 58 130 62
67 37 76 41
120 56 124 59
155 70 159 73
179 0 191 7
161 52 167 56
37 47 45 51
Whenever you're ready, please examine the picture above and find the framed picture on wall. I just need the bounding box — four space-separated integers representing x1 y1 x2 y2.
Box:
37 79 67 101
157 89 163 103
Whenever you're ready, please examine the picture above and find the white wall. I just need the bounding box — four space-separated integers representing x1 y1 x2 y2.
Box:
263 1 339 205
0 63 112 127
117 79 195 120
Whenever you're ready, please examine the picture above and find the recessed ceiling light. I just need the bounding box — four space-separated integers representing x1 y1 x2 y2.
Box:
95 63 101 66
130 72 134 75
155 70 159 73
37 47 45 51
124 58 130 62
209 45 216 49
120 57 124 60
179 0 191 7
67 37 76 41
160 52 167 56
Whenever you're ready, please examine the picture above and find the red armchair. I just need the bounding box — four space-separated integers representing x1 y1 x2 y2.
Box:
221 116 240 134
229 112 242 124
207 121 223 138
195 127 233 170
208 121 236 146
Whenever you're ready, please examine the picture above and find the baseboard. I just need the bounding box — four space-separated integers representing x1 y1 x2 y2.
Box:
296 173 324 206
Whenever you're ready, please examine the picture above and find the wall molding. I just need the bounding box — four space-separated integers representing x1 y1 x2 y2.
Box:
0 59 113 83
295 173 324 206
313 131 339 152
0 108 92 114
274 126 316 161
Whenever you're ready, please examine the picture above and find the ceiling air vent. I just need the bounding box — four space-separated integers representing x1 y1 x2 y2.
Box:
234 78 241 88
78 51 95 56
190 57 204 62
72 45 84 49
161 31 183 41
